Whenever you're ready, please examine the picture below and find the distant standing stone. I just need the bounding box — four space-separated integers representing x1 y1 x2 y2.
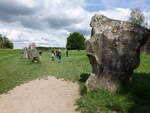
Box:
22 47 28 58
27 43 40 62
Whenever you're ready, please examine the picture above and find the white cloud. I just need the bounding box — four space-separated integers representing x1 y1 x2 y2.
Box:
0 0 92 49
99 0 150 11
99 8 150 27
0 0 149 49
0 0 38 8
144 12 150 26
99 8 130 21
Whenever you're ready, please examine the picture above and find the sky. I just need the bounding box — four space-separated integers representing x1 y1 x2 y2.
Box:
0 0 150 49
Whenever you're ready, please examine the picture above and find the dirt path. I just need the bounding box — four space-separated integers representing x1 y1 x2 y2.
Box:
0 76 80 113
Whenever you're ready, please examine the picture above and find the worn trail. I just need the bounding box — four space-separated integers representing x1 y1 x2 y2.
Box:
0 76 80 113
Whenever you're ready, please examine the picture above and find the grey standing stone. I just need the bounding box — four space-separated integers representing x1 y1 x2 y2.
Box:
27 43 40 62
22 47 28 58
86 14 150 92
140 37 150 54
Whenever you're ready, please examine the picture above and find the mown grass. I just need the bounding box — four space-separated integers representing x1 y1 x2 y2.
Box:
119 55 150 113
77 55 150 113
0 49 20 57
77 89 133 113
0 50 91 94
0 49 150 113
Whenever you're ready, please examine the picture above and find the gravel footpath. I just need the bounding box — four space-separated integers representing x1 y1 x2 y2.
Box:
0 76 80 113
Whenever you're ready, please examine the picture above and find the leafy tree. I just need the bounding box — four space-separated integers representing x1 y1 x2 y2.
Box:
0 35 3 48
66 32 85 50
129 8 148 28
0 34 13 49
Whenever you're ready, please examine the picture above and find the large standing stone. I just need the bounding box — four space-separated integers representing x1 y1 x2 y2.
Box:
140 37 150 54
27 43 40 62
86 14 150 92
22 47 28 58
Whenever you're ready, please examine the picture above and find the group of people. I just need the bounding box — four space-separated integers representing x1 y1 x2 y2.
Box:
38 49 68 63
51 49 62 63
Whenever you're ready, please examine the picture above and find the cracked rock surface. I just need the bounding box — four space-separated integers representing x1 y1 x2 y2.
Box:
86 14 150 92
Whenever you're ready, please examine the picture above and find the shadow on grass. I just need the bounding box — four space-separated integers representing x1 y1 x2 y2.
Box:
79 73 90 95
78 72 150 113
20 58 42 65
119 72 150 113
79 73 90 83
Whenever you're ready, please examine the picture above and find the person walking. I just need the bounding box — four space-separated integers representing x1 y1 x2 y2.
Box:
65 49 68 57
39 50 42 60
55 50 58 61
51 49 55 61
57 49 62 63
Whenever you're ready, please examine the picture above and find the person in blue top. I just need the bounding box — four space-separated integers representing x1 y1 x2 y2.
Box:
57 49 62 63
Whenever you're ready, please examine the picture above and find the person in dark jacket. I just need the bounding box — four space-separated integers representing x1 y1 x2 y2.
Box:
57 49 62 63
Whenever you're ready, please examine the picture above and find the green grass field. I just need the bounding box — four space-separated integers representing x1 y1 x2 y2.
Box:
0 49 150 113
0 50 91 93
0 49 20 57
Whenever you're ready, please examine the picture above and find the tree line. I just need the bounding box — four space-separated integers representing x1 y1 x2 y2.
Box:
0 34 13 49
